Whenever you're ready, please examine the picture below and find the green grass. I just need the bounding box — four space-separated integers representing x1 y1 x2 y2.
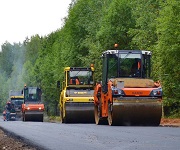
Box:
44 115 61 122
163 109 180 119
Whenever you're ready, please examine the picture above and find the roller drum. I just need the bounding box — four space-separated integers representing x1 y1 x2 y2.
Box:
24 111 43 122
65 102 94 123
111 100 162 126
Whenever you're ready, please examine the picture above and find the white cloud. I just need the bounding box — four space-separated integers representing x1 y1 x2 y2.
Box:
0 0 71 46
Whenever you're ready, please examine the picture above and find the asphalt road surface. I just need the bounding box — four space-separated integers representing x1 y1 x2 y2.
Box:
0 118 180 150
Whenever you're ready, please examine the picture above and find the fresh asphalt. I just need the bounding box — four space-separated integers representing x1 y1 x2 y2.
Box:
0 116 180 150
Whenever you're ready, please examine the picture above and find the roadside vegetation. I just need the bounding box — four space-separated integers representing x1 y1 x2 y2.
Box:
0 0 179 118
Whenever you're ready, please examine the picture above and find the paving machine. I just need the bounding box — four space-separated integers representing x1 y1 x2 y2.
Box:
22 86 44 122
9 90 24 119
94 47 162 126
58 65 95 123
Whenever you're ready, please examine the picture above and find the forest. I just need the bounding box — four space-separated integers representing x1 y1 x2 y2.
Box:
0 0 179 117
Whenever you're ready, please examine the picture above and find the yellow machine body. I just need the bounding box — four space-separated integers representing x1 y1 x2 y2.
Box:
60 66 95 123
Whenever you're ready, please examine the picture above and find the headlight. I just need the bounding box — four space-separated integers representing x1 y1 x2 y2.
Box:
112 87 124 96
89 99 94 101
150 88 162 97
66 99 73 101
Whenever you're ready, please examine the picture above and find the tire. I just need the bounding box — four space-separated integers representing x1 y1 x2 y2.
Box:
108 103 114 126
60 109 64 123
23 113 26 121
108 110 113 126
94 105 108 125
94 105 100 125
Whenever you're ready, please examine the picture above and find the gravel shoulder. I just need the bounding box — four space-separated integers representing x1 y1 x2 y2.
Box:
0 129 36 150
160 118 180 127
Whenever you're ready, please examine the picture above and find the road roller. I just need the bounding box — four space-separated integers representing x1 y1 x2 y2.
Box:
9 90 24 119
94 47 163 126
22 86 44 122
58 65 95 123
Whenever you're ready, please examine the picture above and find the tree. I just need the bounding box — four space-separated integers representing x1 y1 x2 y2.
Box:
128 0 159 50
156 0 180 116
0 42 14 77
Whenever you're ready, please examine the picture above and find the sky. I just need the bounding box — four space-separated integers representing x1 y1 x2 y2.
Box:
0 0 72 47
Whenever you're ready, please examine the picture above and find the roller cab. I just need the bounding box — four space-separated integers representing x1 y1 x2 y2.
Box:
22 86 44 122
94 49 163 126
59 66 95 123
